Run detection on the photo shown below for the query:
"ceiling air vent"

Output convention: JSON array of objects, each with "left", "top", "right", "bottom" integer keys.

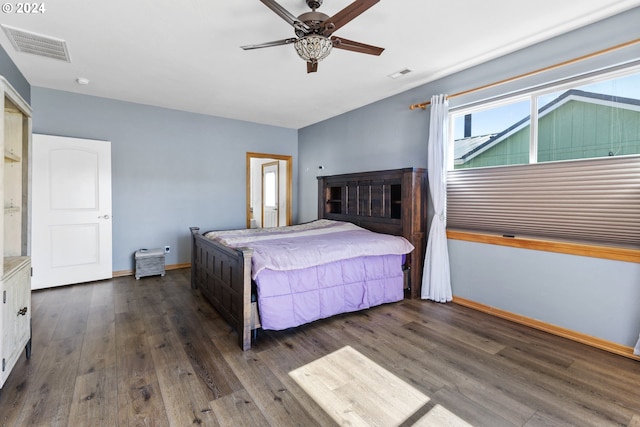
[
  {"left": 1, "top": 25, "right": 71, "bottom": 62},
  {"left": 388, "top": 68, "right": 413, "bottom": 79}
]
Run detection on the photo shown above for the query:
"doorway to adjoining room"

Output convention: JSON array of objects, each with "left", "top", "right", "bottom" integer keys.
[{"left": 246, "top": 152, "right": 292, "bottom": 229}]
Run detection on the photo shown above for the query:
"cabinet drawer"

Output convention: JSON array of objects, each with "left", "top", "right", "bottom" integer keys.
[{"left": 1, "top": 257, "right": 31, "bottom": 387}]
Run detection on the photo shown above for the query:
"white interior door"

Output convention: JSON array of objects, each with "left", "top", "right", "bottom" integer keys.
[
  {"left": 262, "top": 161, "right": 279, "bottom": 228},
  {"left": 32, "top": 134, "right": 112, "bottom": 289}
]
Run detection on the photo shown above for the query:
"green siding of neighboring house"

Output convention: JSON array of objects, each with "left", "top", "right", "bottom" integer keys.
[
  {"left": 456, "top": 99, "right": 640, "bottom": 168},
  {"left": 538, "top": 100, "right": 640, "bottom": 161},
  {"left": 457, "top": 131, "right": 529, "bottom": 169}
]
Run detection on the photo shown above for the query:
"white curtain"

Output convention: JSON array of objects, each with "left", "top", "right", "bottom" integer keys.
[
  {"left": 421, "top": 94, "right": 452, "bottom": 302},
  {"left": 635, "top": 333, "right": 640, "bottom": 356}
]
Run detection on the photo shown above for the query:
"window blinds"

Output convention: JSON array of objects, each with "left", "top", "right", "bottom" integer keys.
[{"left": 446, "top": 155, "right": 640, "bottom": 248}]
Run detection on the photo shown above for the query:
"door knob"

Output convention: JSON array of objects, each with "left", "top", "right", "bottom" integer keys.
[{"left": 98, "top": 214, "right": 110, "bottom": 219}]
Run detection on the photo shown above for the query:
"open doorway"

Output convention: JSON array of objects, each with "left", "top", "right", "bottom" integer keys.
[{"left": 246, "top": 152, "right": 292, "bottom": 229}]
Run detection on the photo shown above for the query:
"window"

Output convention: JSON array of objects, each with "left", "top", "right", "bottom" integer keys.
[
  {"left": 451, "top": 68, "right": 640, "bottom": 169},
  {"left": 446, "top": 66, "right": 640, "bottom": 249},
  {"left": 453, "top": 98, "right": 531, "bottom": 168},
  {"left": 537, "top": 73, "right": 640, "bottom": 162},
  {"left": 264, "top": 170, "right": 277, "bottom": 207}
]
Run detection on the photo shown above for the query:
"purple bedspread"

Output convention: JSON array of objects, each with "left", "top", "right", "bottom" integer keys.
[
  {"left": 205, "top": 220, "right": 412, "bottom": 331},
  {"left": 256, "top": 254, "right": 405, "bottom": 330},
  {"left": 207, "top": 220, "right": 414, "bottom": 280}
]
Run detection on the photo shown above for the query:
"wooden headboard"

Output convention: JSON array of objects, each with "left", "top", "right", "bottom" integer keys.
[{"left": 317, "top": 167, "right": 428, "bottom": 299}]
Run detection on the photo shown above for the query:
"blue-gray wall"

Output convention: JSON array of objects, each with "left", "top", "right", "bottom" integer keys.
[
  {"left": 31, "top": 88, "right": 298, "bottom": 272},
  {"left": 449, "top": 241, "right": 640, "bottom": 346},
  {"left": 298, "top": 7, "right": 640, "bottom": 348},
  {"left": 0, "top": 45, "right": 30, "bottom": 103}
]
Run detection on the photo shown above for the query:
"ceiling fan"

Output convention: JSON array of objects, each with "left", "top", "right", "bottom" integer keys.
[{"left": 241, "top": 0, "right": 384, "bottom": 73}]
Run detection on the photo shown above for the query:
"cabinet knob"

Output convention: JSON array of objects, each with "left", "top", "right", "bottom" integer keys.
[{"left": 17, "top": 307, "right": 28, "bottom": 316}]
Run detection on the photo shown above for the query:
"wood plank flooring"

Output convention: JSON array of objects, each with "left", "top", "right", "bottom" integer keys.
[{"left": 0, "top": 268, "right": 639, "bottom": 426}]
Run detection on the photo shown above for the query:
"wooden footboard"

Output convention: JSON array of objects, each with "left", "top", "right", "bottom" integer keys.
[{"left": 190, "top": 227, "right": 255, "bottom": 350}]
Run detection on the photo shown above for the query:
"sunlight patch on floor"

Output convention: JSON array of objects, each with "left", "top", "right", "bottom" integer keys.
[
  {"left": 289, "top": 346, "right": 472, "bottom": 426},
  {"left": 413, "top": 404, "right": 473, "bottom": 427}
]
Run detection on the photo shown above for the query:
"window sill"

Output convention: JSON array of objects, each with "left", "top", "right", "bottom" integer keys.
[{"left": 446, "top": 230, "right": 639, "bottom": 263}]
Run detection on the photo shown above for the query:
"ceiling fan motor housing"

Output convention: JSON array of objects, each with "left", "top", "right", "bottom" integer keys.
[{"left": 296, "top": 11, "right": 330, "bottom": 36}]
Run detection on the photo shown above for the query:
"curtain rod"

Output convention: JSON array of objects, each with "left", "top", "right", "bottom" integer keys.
[{"left": 409, "top": 38, "right": 640, "bottom": 111}]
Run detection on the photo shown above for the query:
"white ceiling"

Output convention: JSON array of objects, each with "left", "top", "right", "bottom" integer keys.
[{"left": 1, "top": 0, "right": 639, "bottom": 129}]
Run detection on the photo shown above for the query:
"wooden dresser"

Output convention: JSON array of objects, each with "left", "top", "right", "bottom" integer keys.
[{"left": 317, "top": 167, "right": 428, "bottom": 299}]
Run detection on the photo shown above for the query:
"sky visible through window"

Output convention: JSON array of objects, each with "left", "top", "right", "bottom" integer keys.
[{"left": 454, "top": 73, "right": 640, "bottom": 140}]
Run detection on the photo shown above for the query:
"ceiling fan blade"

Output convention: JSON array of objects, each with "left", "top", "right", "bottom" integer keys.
[
  {"left": 322, "top": 0, "right": 379, "bottom": 36},
  {"left": 330, "top": 37, "right": 384, "bottom": 55},
  {"left": 307, "top": 61, "right": 318, "bottom": 73},
  {"left": 259, "top": 0, "right": 310, "bottom": 33},
  {"left": 241, "top": 38, "right": 298, "bottom": 50}
]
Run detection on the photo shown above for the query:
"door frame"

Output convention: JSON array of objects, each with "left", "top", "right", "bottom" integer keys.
[{"left": 246, "top": 152, "right": 292, "bottom": 229}]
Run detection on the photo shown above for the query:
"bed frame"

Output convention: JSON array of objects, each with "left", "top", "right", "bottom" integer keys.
[{"left": 190, "top": 167, "right": 427, "bottom": 350}]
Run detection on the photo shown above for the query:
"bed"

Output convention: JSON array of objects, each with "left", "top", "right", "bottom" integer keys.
[{"left": 190, "top": 167, "right": 427, "bottom": 350}]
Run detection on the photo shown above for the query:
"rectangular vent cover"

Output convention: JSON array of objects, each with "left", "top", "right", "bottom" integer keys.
[
  {"left": 2, "top": 25, "right": 71, "bottom": 62},
  {"left": 388, "top": 68, "right": 413, "bottom": 79}
]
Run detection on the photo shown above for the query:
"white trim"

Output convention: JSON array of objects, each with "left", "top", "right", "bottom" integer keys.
[{"left": 530, "top": 95, "right": 539, "bottom": 164}]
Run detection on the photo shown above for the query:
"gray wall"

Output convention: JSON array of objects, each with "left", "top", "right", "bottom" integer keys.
[
  {"left": 449, "top": 241, "right": 640, "bottom": 346},
  {"left": 32, "top": 88, "right": 298, "bottom": 271},
  {"left": 298, "top": 7, "right": 640, "bottom": 347},
  {"left": 0, "top": 45, "right": 30, "bottom": 103}
]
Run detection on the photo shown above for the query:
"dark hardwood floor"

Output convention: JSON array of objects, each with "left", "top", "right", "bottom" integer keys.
[{"left": 0, "top": 268, "right": 639, "bottom": 426}]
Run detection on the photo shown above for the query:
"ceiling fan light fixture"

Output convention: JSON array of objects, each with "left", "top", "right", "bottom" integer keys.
[{"left": 294, "top": 35, "right": 333, "bottom": 63}]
